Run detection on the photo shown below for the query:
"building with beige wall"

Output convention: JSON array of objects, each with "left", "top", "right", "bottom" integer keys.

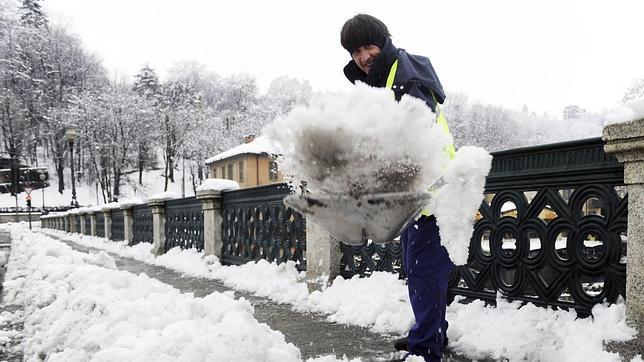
[{"left": 205, "top": 135, "right": 283, "bottom": 188}]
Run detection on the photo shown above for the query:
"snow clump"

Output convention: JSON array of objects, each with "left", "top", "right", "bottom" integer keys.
[
  {"left": 196, "top": 178, "right": 240, "bottom": 192},
  {"left": 434, "top": 146, "right": 492, "bottom": 265},
  {"left": 263, "top": 83, "right": 451, "bottom": 196}
]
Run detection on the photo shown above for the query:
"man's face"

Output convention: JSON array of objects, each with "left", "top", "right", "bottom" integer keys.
[{"left": 352, "top": 44, "right": 381, "bottom": 75}]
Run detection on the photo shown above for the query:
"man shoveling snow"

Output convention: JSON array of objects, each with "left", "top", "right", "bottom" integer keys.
[{"left": 264, "top": 13, "right": 491, "bottom": 362}]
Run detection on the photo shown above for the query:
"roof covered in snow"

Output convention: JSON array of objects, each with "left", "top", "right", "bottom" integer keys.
[{"left": 205, "top": 136, "right": 281, "bottom": 165}]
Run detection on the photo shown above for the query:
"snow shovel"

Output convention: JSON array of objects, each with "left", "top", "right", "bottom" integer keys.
[{"left": 284, "top": 191, "right": 431, "bottom": 246}]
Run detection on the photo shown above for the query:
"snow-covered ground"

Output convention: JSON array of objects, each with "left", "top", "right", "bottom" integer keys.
[
  {"left": 15, "top": 224, "right": 638, "bottom": 361},
  {"left": 1, "top": 224, "right": 362, "bottom": 362}
]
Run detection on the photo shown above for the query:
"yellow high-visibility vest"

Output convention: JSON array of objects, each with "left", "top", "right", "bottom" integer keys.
[{"left": 386, "top": 59, "right": 455, "bottom": 216}]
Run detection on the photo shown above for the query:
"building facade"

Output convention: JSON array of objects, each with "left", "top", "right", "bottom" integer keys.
[{"left": 205, "top": 135, "right": 283, "bottom": 188}]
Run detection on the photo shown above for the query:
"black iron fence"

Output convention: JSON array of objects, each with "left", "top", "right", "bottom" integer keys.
[
  {"left": 165, "top": 197, "right": 204, "bottom": 251},
  {"left": 222, "top": 183, "right": 307, "bottom": 271},
  {"left": 132, "top": 204, "right": 153, "bottom": 245},
  {"left": 96, "top": 212, "right": 105, "bottom": 238},
  {"left": 111, "top": 209, "right": 124, "bottom": 241},
  {"left": 83, "top": 214, "right": 91, "bottom": 235},
  {"left": 340, "top": 137, "right": 627, "bottom": 316},
  {"left": 40, "top": 137, "right": 628, "bottom": 315}
]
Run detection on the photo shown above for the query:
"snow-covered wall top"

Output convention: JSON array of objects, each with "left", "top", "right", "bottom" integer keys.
[
  {"left": 196, "top": 178, "right": 240, "bottom": 192},
  {"left": 100, "top": 202, "right": 121, "bottom": 211},
  {"left": 118, "top": 198, "right": 144, "bottom": 208},
  {"left": 605, "top": 97, "right": 644, "bottom": 125},
  {"left": 147, "top": 191, "right": 180, "bottom": 203},
  {"left": 204, "top": 136, "right": 281, "bottom": 164}
]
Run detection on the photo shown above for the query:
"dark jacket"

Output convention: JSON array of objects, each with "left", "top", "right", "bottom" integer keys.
[{"left": 343, "top": 37, "right": 446, "bottom": 112}]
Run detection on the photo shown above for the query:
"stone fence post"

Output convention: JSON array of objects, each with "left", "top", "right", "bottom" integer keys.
[
  {"left": 67, "top": 213, "right": 76, "bottom": 233},
  {"left": 603, "top": 118, "right": 644, "bottom": 327},
  {"left": 196, "top": 189, "right": 223, "bottom": 257},
  {"left": 305, "top": 220, "right": 342, "bottom": 291},
  {"left": 149, "top": 200, "right": 167, "bottom": 256},
  {"left": 121, "top": 204, "right": 136, "bottom": 245},
  {"left": 102, "top": 207, "right": 112, "bottom": 240},
  {"left": 89, "top": 209, "right": 97, "bottom": 236},
  {"left": 78, "top": 209, "right": 86, "bottom": 235}
]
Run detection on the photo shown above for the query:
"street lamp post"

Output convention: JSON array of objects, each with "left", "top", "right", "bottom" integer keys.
[
  {"left": 65, "top": 128, "right": 79, "bottom": 208},
  {"left": 39, "top": 172, "right": 46, "bottom": 210}
]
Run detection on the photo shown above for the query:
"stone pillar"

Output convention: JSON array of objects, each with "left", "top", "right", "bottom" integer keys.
[
  {"left": 89, "top": 211, "right": 97, "bottom": 236},
  {"left": 102, "top": 209, "right": 112, "bottom": 240},
  {"left": 67, "top": 214, "right": 76, "bottom": 233},
  {"left": 305, "top": 220, "right": 343, "bottom": 291},
  {"left": 79, "top": 211, "right": 86, "bottom": 235},
  {"left": 603, "top": 118, "right": 644, "bottom": 326},
  {"left": 122, "top": 206, "right": 135, "bottom": 245},
  {"left": 149, "top": 201, "right": 167, "bottom": 256},
  {"left": 196, "top": 189, "right": 224, "bottom": 257}
]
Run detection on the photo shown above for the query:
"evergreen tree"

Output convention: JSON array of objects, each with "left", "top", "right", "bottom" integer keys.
[
  {"left": 132, "top": 64, "right": 160, "bottom": 97},
  {"left": 19, "top": 0, "right": 46, "bottom": 27}
]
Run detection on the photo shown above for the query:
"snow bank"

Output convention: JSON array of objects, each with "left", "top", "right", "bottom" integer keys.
[
  {"left": 263, "top": 83, "right": 451, "bottom": 196},
  {"left": 308, "top": 272, "right": 414, "bottom": 333},
  {"left": 3, "top": 225, "right": 301, "bottom": 361},
  {"left": 447, "top": 297, "right": 634, "bottom": 361},
  {"left": 434, "top": 147, "right": 492, "bottom": 265},
  {"left": 196, "top": 178, "right": 240, "bottom": 192}
]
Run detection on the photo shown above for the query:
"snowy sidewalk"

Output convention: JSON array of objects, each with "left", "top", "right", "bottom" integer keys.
[
  {"left": 0, "top": 230, "right": 23, "bottom": 361},
  {"left": 3, "top": 224, "right": 640, "bottom": 361},
  {"left": 46, "top": 234, "right": 420, "bottom": 361}
]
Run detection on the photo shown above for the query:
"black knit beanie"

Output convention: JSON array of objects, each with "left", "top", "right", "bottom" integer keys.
[{"left": 340, "top": 14, "right": 391, "bottom": 54}]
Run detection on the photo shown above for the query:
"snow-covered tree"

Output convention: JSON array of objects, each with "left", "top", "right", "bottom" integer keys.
[
  {"left": 132, "top": 64, "right": 160, "bottom": 98},
  {"left": 167, "top": 60, "right": 222, "bottom": 108},
  {"left": 157, "top": 81, "right": 202, "bottom": 191},
  {"left": 264, "top": 75, "right": 312, "bottom": 118},
  {"left": 19, "top": 0, "right": 46, "bottom": 28},
  {"left": 622, "top": 78, "right": 644, "bottom": 103},
  {"left": 562, "top": 105, "right": 587, "bottom": 120}
]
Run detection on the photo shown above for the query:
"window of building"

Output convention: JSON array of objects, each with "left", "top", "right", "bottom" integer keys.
[
  {"left": 269, "top": 161, "right": 278, "bottom": 181},
  {"left": 238, "top": 160, "right": 245, "bottom": 182},
  {"left": 228, "top": 163, "right": 234, "bottom": 180},
  {"left": 221, "top": 166, "right": 225, "bottom": 179}
]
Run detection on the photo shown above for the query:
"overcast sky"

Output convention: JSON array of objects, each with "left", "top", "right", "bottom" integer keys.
[{"left": 43, "top": 0, "right": 644, "bottom": 117}]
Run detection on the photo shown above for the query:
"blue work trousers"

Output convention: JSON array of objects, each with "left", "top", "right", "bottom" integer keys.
[{"left": 400, "top": 215, "right": 453, "bottom": 361}]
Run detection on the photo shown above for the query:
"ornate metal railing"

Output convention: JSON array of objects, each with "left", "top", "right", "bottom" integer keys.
[
  {"left": 221, "top": 183, "right": 306, "bottom": 271},
  {"left": 96, "top": 212, "right": 105, "bottom": 238},
  {"left": 111, "top": 209, "right": 124, "bottom": 241},
  {"left": 83, "top": 214, "right": 91, "bottom": 235},
  {"left": 341, "top": 137, "right": 627, "bottom": 316},
  {"left": 132, "top": 204, "right": 153, "bottom": 245},
  {"left": 164, "top": 197, "right": 204, "bottom": 251},
  {"left": 341, "top": 242, "right": 404, "bottom": 279}
]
